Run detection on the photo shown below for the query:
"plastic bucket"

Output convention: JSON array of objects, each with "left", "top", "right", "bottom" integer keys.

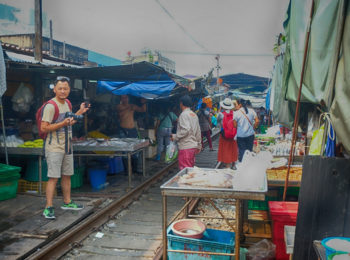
[
  {"left": 108, "top": 157, "right": 124, "bottom": 174},
  {"left": 88, "top": 168, "right": 107, "bottom": 189},
  {"left": 321, "top": 237, "right": 350, "bottom": 259}
]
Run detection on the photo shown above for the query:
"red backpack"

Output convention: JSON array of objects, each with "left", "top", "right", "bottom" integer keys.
[
  {"left": 221, "top": 111, "right": 237, "bottom": 139},
  {"left": 36, "top": 99, "right": 72, "bottom": 139}
]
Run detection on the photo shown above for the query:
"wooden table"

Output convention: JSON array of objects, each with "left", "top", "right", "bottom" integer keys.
[{"left": 160, "top": 168, "right": 267, "bottom": 260}]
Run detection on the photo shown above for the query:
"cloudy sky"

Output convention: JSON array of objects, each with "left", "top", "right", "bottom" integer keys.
[{"left": 1, "top": 0, "right": 289, "bottom": 77}]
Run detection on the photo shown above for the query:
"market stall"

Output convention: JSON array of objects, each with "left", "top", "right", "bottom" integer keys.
[
  {"left": 160, "top": 167, "right": 267, "bottom": 259},
  {"left": 0, "top": 138, "right": 149, "bottom": 192}
]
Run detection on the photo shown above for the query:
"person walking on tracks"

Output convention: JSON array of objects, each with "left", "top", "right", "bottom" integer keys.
[
  {"left": 39, "top": 76, "right": 89, "bottom": 219},
  {"left": 217, "top": 98, "right": 238, "bottom": 168},
  {"left": 197, "top": 102, "right": 214, "bottom": 151},
  {"left": 171, "top": 95, "right": 201, "bottom": 170},
  {"left": 155, "top": 104, "right": 178, "bottom": 161},
  {"left": 233, "top": 99, "right": 259, "bottom": 161}
]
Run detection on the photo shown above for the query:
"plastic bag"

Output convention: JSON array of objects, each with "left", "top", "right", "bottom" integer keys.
[
  {"left": 11, "top": 83, "right": 33, "bottom": 113},
  {"left": 309, "top": 124, "right": 325, "bottom": 155},
  {"left": 247, "top": 239, "right": 276, "bottom": 260},
  {"left": 165, "top": 141, "right": 178, "bottom": 163},
  {"left": 233, "top": 151, "right": 272, "bottom": 191}
]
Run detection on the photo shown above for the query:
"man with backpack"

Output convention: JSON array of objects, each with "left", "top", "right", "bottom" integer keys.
[
  {"left": 38, "top": 76, "right": 89, "bottom": 219},
  {"left": 217, "top": 98, "right": 238, "bottom": 168}
]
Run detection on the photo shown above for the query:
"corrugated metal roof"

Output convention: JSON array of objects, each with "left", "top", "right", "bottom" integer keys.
[{"left": 5, "top": 50, "right": 81, "bottom": 68}]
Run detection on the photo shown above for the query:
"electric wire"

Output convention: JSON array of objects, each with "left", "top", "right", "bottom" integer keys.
[{"left": 154, "top": 0, "right": 208, "bottom": 52}]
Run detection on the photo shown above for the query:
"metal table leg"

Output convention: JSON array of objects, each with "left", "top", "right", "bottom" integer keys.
[
  {"left": 128, "top": 152, "right": 132, "bottom": 188},
  {"left": 38, "top": 155, "right": 42, "bottom": 195},
  {"left": 142, "top": 148, "right": 146, "bottom": 177},
  {"left": 162, "top": 194, "right": 167, "bottom": 260},
  {"left": 235, "top": 199, "right": 241, "bottom": 260}
]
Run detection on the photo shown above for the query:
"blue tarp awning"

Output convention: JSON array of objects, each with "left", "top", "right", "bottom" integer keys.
[{"left": 97, "top": 80, "right": 176, "bottom": 99}]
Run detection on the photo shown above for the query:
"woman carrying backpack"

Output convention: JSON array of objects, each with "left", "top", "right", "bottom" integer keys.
[
  {"left": 217, "top": 98, "right": 238, "bottom": 168},
  {"left": 233, "top": 99, "right": 259, "bottom": 162}
]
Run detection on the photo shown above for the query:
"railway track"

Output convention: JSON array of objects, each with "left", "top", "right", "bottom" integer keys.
[
  {"left": 20, "top": 133, "right": 219, "bottom": 260},
  {"left": 20, "top": 161, "right": 181, "bottom": 260}
]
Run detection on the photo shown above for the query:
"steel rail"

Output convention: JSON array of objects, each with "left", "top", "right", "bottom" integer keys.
[
  {"left": 23, "top": 132, "right": 220, "bottom": 259},
  {"left": 22, "top": 161, "right": 178, "bottom": 260}
]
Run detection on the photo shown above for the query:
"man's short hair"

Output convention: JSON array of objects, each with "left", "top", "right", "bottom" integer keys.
[
  {"left": 180, "top": 95, "right": 192, "bottom": 107},
  {"left": 201, "top": 102, "right": 207, "bottom": 109},
  {"left": 54, "top": 76, "right": 70, "bottom": 86}
]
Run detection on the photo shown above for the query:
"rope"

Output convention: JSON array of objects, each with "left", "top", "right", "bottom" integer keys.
[{"left": 319, "top": 112, "right": 335, "bottom": 141}]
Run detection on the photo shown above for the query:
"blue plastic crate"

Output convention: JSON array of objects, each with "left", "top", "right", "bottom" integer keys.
[{"left": 167, "top": 227, "right": 236, "bottom": 260}]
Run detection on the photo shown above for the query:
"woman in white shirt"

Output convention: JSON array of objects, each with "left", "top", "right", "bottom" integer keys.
[{"left": 233, "top": 99, "right": 259, "bottom": 161}]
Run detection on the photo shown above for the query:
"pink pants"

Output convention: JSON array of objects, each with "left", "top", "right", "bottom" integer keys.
[{"left": 178, "top": 148, "right": 198, "bottom": 170}]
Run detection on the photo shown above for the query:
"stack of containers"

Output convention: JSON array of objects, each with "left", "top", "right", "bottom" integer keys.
[
  {"left": 0, "top": 163, "right": 21, "bottom": 201},
  {"left": 268, "top": 201, "right": 298, "bottom": 260}
]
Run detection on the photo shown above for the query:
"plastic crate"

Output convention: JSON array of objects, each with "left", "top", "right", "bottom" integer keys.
[
  {"left": 17, "top": 179, "right": 56, "bottom": 195},
  {"left": 167, "top": 227, "right": 241, "bottom": 260},
  {"left": 0, "top": 163, "right": 21, "bottom": 176},
  {"left": 24, "top": 159, "right": 48, "bottom": 182},
  {"left": 71, "top": 167, "right": 84, "bottom": 189},
  {"left": 0, "top": 163, "right": 21, "bottom": 201},
  {"left": 248, "top": 200, "right": 268, "bottom": 211},
  {"left": 0, "top": 176, "right": 20, "bottom": 201},
  {"left": 248, "top": 195, "right": 280, "bottom": 211}
]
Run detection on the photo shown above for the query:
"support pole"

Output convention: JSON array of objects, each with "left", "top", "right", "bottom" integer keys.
[
  {"left": 0, "top": 98, "right": 8, "bottom": 164},
  {"left": 34, "top": 0, "right": 42, "bottom": 62},
  {"left": 283, "top": 0, "right": 315, "bottom": 201}
]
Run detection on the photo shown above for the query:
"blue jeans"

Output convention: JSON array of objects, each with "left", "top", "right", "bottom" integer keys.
[
  {"left": 237, "top": 135, "right": 255, "bottom": 162},
  {"left": 157, "top": 127, "right": 172, "bottom": 157}
]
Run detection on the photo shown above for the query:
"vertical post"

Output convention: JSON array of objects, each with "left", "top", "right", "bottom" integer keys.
[
  {"left": 235, "top": 199, "right": 241, "bottom": 260},
  {"left": 162, "top": 194, "right": 167, "bottom": 260},
  {"left": 142, "top": 148, "right": 146, "bottom": 177},
  {"left": 215, "top": 55, "right": 220, "bottom": 92},
  {"left": 38, "top": 155, "right": 42, "bottom": 194},
  {"left": 63, "top": 41, "right": 66, "bottom": 60},
  {"left": 83, "top": 80, "right": 88, "bottom": 135},
  {"left": 283, "top": 0, "right": 315, "bottom": 201},
  {"left": 34, "top": 0, "right": 42, "bottom": 62},
  {"left": 49, "top": 20, "right": 53, "bottom": 56},
  {"left": 128, "top": 153, "right": 132, "bottom": 188},
  {"left": 0, "top": 99, "right": 8, "bottom": 164},
  {"left": 184, "top": 197, "right": 189, "bottom": 217}
]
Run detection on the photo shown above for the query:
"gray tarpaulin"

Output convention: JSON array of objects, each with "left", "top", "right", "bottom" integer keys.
[
  {"left": 330, "top": 3, "right": 350, "bottom": 153},
  {"left": 283, "top": 0, "right": 346, "bottom": 105},
  {"left": 271, "top": 54, "right": 295, "bottom": 128}
]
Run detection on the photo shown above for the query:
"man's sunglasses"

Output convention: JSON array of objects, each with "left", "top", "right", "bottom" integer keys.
[{"left": 54, "top": 76, "right": 70, "bottom": 85}]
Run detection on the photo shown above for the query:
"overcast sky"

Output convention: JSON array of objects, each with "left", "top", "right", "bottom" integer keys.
[{"left": 1, "top": 0, "right": 289, "bottom": 77}]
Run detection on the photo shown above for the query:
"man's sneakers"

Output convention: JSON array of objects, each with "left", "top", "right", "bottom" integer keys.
[
  {"left": 43, "top": 201, "right": 83, "bottom": 219},
  {"left": 43, "top": 207, "right": 55, "bottom": 219},
  {"left": 61, "top": 201, "right": 84, "bottom": 211}
]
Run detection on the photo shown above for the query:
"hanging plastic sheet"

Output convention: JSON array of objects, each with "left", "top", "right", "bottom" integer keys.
[
  {"left": 270, "top": 54, "right": 295, "bottom": 128},
  {"left": 283, "top": 0, "right": 346, "bottom": 105},
  {"left": 330, "top": 3, "right": 350, "bottom": 154},
  {"left": 325, "top": 123, "right": 336, "bottom": 157}
]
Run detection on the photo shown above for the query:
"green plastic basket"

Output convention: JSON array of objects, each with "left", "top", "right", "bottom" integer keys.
[
  {"left": 0, "top": 163, "right": 21, "bottom": 175},
  {"left": 0, "top": 172, "right": 21, "bottom": 200},
  {"left": 248, "top": 196, "right": 280, "bottom": 211},
  {"left": 248, "top": 200, "right": 268, "bottom": 211},
  {"left": 24, "top": 159, "right": 48, "bottom": 182},
  {"left": 71, "top": 167, "right": 84, "bottom": 189}
]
